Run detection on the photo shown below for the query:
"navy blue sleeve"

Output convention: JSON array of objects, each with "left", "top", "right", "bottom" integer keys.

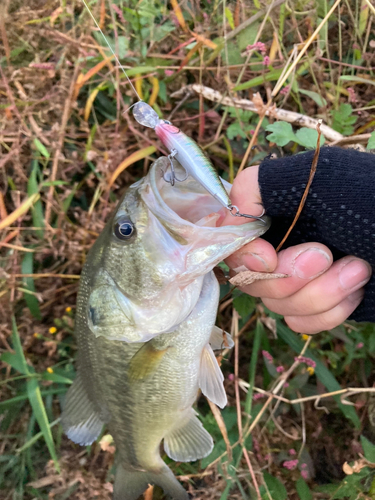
[{"left": 258, "top": 147, "right": 375, "bottom": 323}]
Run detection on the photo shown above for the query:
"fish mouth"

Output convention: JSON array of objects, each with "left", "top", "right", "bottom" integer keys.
[
  {"left": 145, "top": 157, "right": 227, "bottom": 227},
  {"left": 138, "top": 156, "right": 270, "bottom": 281}
]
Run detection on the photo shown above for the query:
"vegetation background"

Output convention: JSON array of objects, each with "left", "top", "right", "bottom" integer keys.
[{"left": 1, "top": 0, "right": 375, "bottom": 498}]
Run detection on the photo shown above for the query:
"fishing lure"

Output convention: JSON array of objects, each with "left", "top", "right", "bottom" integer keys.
[{"left": 81, "top": 0, "right": 266, "bottom": 223}]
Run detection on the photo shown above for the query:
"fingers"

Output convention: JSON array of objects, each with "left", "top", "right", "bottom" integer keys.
[
  {"left": 225, "top": 238, "right": 278, "bottom": 272},
  {"left": 238, "top": 243, "right": 334, "bottom": 298},
  {"left": 284, "top": 289, "right": 365, "bottom": 334},
  {"left": 262, "top": 256, "right": 372, "bottom": 317}
]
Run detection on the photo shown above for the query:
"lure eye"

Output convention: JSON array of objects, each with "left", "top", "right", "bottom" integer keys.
[{"left": 114, "top": 219, "right": 135, "bottom": 240}]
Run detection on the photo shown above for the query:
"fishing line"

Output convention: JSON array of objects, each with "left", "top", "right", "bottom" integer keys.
[{"left": 81, "top": 0, "right": 142, "bottom": 102}]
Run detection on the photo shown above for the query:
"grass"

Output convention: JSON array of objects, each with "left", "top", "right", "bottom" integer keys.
[{"left": 1, "top": 0, "right": 375, "bottom": 499}]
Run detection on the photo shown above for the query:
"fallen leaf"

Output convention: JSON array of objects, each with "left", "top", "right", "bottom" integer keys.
[{"left": 229, "top": 271, "right": 289, "bottom": 287}]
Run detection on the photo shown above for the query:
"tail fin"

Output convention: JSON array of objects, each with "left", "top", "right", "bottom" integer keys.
[{"left": 113, "top": 463, "right": 189, "bottom": 500}]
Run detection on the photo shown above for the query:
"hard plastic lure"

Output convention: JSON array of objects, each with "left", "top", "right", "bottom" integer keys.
[
  {"left": 132, "top": 101, "right": 265, "bottom": 221},
  {"left": 81, "top": 0, "right": 265, "bottom": 223}
]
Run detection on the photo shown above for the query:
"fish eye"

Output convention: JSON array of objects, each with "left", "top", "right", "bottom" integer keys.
[{"left": 114, "top": 219, "right": 135, "bottom": 240}]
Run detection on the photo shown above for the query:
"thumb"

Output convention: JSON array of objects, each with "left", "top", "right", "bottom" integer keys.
[{"left": 219, "top": 166, "right": 264, "bottom": 227}]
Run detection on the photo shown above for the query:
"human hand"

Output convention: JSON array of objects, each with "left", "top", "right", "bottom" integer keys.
[{"left": 219, "top": 166, "right": 372, "bottom": 334}]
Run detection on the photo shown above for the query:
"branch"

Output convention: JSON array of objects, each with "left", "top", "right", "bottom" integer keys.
[{"left": 171, "top": 84, "right": 344, "bottom": 143}]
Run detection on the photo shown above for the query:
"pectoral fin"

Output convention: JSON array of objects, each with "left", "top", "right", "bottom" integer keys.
[
  {"left": 61, "top": 372, "right": 104, "bottom": 446},
  {"left": 209, "top": 325, "right": 234, "bottom": 350},
  {"left": 163, "top": 409, "right": 213, "bottom": 462},
  {"left": 199, "top": 344, "right": 227, "bottom": 408},
  {"left": 128, "top": 341, "right": 169, "bottom": 381}
]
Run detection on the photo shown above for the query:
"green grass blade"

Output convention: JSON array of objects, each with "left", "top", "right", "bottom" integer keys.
[
  {"left": 21, "top": 253, "right": 42, "bottom": 319},
  {"left": 11, "top": 317, "right": 60, "bottom": 472},
  {"left": 245, "top": 320, "right": 263, "bottom": 416},
  {"left": 27, "top": 160, "right": 44, "bottom": 239}
]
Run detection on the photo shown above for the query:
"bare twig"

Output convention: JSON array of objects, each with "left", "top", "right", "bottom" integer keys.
[
  {"left": 171, "top": 85, "right": 343, "bottom": 142},
  {"left": 275, "top": 121, "right": 322, "bottom": 252}
]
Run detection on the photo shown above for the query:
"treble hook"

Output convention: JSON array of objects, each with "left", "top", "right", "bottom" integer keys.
[
  {"left": 163, "top": 149, "right": 188, "bottom": 186},
  {"left": 227, "top": 204, "right": 267, "bottom": 224}
]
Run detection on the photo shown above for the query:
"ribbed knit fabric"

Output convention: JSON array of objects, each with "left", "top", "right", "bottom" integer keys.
[{"left": 258, "top": 147, "right": 375, "bottom": 322}]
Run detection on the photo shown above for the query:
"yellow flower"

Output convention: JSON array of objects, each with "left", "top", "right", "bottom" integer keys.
[
  {"left": 49, "top": 326, "right": 57, "bottom": 334},
  {"left": 302, "top": 334, "right": 310, "bottom": 341},
  {"left": 47, "top": 367, "right": 54, "bottom": 374},
  {"left": 307, "top": 366, "right": 315, "bottom": 376},
  {"left": 65, "top": 306, "right": 72, "bottom": 313},
  {"left": 33, "top": 332, "right": 40, "bottom": 338}
]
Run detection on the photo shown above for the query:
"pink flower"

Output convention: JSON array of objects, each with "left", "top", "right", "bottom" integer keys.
[
  {"left": 249, "top": 129, "right": 255, "bottom": 135},
  {"left": 295, "top": 356, "right": 316, "bottom": 368},
  {"left": 301, "top": 463, "right": 307, "bottom": 468},
  {"left": 112, "top": 4, "right": 125, "bottom": 24},
  {"left": 289, "top": 449, "right": 296, "bottom": 456},
  {"left": 283, "top": 459, "right": 298, "bottom": 470},
  {"left": 253, "top": 438, "right": 260, "bottom": 452},
  {"left": 347, "top": 87, "right": 358, "bottom": 104},
  {"left": 356, "top": 342, "right": 364, "bottom": 349},
  {"left": 228, "top": 373, "right": 234, "bottom": 381},
  {"left": 280, "top": 85, "right": 290, "bottom": 95},
  {"left": 253, "top": 393, "right": 265, "bottom": 400},
  {"left": 247, "top": 42, "right": 267, "bottom": 55},
  {"left": 165, "top": 70, "right": 174, "bottom": 77},
  {"left": 262, "top": 350, "right": 273, "bottom": 363},
  {"left": 262, "top": 56, "right": 270, "bottom": 66},
  {"left": 284, "top": 382, "right": 289, "bottom": 388},
  {"left": 276, "top": 366, "right": 284, "bottom": 373},
  {"left": 301, "top": 470, "right": 308, "bottom": 479}
]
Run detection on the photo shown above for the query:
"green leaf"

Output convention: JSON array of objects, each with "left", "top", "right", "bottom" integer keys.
[
  {"left": 238, "top": 22, "right": 260, "bottom": 51},
  {"left": 125, "top": 66, "right": 158, "bottom": 77},
  {"left": 233, "top": 293, "right": 255, "bottom": 319},
  {"left": 294, "top": 128, "right": 325, "bottom": 149},
  {"left": 41, "top": 371, "right": 73, "bottom": 384},
  {"left": 339, "top": 75, "right": 375, "bottom": 87},
  {"left": 33, "top": 138, "right": 50, "bottom": 158},
  {"left": 299, "top": 89, "right": 327, "bottom": 107},
  {"left": 225, "top": 7, "right": 235, "bottom": 30},
  {"left": 226, "top": 122, "right": 248, "bottom": 140},
  {"left": 367, "top": 131, "right": 375, "bottom": 150},
  {"left": 0, "top": 352, "right": 29, "bottom": 375},
  {"left": 245, "top": 320, "right": 264, "bottom": 415},
  {"left": 332, "top": 104, "right": 357, "bottom": 136},
  {"left": 360, "top": 435, "right": 375, "bottom": 463},
  {"left": 266, "top": 122, "right": 296, "bottom": 147},
  {"left": 263, "top": 472, "right": 287, "bottom": 500},
  {"left": 296, "top": 478, "right": 312, "bottom": 500},
  {"left": 334, "top": 103, "right": 353, "bottom": 119},
  {"left": 27, "top": 160, "right": 44, "bottom": 238},
  {"left": 21, "top": 253, "right": 42, "bottom": 320},
  {"left": 234, "top": 69, "right": 283, "bottom": 91}
]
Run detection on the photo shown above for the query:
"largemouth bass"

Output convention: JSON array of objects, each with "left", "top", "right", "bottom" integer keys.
[{"left": 61, "top": 157, "right": 269, "bottom": 500}]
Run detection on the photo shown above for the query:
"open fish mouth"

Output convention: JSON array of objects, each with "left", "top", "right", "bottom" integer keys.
[
  {"left": 143, "top": 157, "right": 233, "bottom": 228},
  {"left": 138, "top": 157, "right": 270, "bottom": 283}
]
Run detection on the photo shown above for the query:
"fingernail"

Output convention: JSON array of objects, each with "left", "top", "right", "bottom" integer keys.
[
  {"left": 242, "top": 252, "right": 270, "bottom": 272},
  {"left": 293, "top": 248, "right": 331, "bottom": 279},
  {"left": 339, "top": 259, "right": 371, "bottom": 291}
]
